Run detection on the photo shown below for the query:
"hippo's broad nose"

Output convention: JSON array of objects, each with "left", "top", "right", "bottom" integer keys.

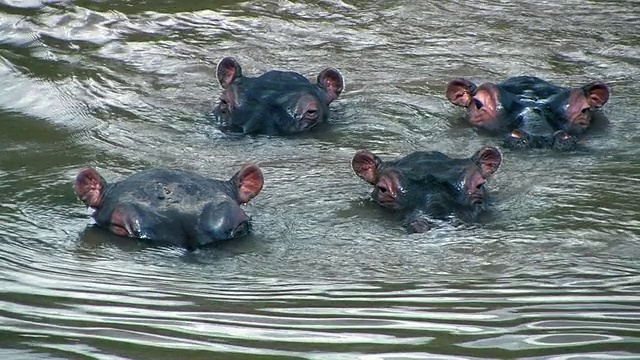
[
  {"left": 200, "top": 201, "right": 252, "bottom": 243},
  {"left": 229, "top": 215, "right": 251, "bottom": 238}
]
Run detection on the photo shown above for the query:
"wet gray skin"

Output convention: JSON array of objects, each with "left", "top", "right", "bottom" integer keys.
[
  {"left": 446, "top": 76, "right": 609, "bottom": 150},
  {"left": 0, "top": 1, "right": 639, "bottom": 359}
]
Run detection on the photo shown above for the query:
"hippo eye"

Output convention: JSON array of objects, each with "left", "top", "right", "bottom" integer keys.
[
  {"left": 474, "top": 99, "right": 483, "bottom": 109},
  {"left": 510, "top": 130, "right": 523, "bottom": 139},
  {"left": 218, "top": 97, "right": 231, "bottom": 113}
]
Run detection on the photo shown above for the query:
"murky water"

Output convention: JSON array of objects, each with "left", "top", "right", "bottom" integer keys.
[{"left": 1, "top": 0, "right": 639, "bottom": 359}]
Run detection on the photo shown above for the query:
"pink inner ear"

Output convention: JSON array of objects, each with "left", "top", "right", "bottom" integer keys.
[
  {"left": 477, "top": 146, "right": 502, "bottom": 177},
  {"left": 234, "top": 164, "right": 264, "bottom": 204},
  {"left": 446, "top": 79, "right": 476, "bottom": 107},
  {"left": 585, "top": 83, "right": 609, "bottom": 107},
  {"left": 317, "top": 68, "right": 344, "bottom": 103},
  {"left": 217, "top": 57, "right": 242, "bottom": 89},
  {"left": 74, "top": 167, "right": 105, "bottom": 208},
  {"left": 352, "top": 150, "right": 379, "bottom": 184}
]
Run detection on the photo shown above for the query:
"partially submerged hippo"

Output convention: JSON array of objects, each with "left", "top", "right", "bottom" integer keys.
[
  {"left": 213, "top": 57, "right": 344, "bottom": 135},
  {"left": 352, "top": 146, "right": 502, "bottom": 232},
  {"left": 446, "top": 76, "right": 609, "bottom": 150},
  {"left": 74, "top": 165, "right": 263, "bottom": 248}
]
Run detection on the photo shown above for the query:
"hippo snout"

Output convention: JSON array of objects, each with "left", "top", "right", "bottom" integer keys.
[{"left": 199, "top": 200, "right": 252, "bottom": 244}]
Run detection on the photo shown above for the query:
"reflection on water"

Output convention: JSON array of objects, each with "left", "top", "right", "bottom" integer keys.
[{"left": 1, "top": 0, "right": 639, "bottom": 359}]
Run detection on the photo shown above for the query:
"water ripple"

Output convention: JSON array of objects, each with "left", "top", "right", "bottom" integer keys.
[{"left": 1, "top": 0, "right": 639, "bottom": 359}]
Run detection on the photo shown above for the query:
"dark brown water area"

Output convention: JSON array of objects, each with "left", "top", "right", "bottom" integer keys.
[{"left": 1, "top": 0, "right": 639, "bottom": 359}]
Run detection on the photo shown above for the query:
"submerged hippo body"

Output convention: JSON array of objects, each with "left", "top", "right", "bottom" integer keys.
[
  {"left": 352, "top": 146, "right": 502, "bottom": 232},
  {"left": 213, "top": 57, "right": 344, "bottom": 135},
  {"left": 74, "top": 165, "right": 263, "bottom": 249},
  {"left": 446, "top": 76, "right": 609, "bottom": 150}
]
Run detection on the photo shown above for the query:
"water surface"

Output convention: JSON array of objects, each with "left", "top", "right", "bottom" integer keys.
[{"left": 1, "top": 0, "right": 639, "bottom": 359}]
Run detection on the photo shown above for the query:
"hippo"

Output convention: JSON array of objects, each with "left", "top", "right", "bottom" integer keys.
[
  {"left": 446, "top": 76, "right": 609, "bottom": 150},
  {"left": 352, "top": 146, "right": 502, "bottom": 232},
  {"left": 74, "top": 164, "right": 263, "bottom": 248},
  {"left": 213, "top": 57, "right": 344, "bottom": 135}
]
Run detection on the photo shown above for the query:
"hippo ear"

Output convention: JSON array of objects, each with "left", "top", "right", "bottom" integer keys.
[
  {"left": 217, "top": 57, "right": 243, "bottom": 88},
  {"left": 74, "top": 167, "right": 106, "bottom": 208},
  {"left": 231, "top": 164, "right": 264, "bottom": 204},
  {"left": 317, "top": 67, "right": 344, "bottom": 104},
  {"left": 352, "top": 150, "right": 382, "bottom": 184},
  {"left": 446, "top": 78, "right": 477, "bottom": 107},
  {"left": 583, "top": 82, "right": 609, "bottom": 108},
  {"left": 473, "top": 146, "right": 502, "bottom": 177}
]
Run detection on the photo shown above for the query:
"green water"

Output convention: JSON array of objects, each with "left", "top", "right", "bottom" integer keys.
[{"left": 1, "top": 0, "right": 639, "bottom": 359}]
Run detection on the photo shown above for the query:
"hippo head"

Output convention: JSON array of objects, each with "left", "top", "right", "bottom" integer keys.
[
  {"left": 74, "top": 164, "right": 264, "bottom": 248},
  {"left": 352, "top": 146, "right": 502, "bottom": 232},
  {"left": 213, "top": 57, "right": 344, "bottom": 135}
]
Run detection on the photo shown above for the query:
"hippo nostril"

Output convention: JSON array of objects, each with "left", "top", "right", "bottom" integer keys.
[
  {"left": 377, "top": 184, "right": 388, "bottom": 194},
  {"left": 232, "top": 220, "right": 251, "bottom": 237},
  {"left": 200, "top": 200, "right": 253, "bottom": 242}
]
